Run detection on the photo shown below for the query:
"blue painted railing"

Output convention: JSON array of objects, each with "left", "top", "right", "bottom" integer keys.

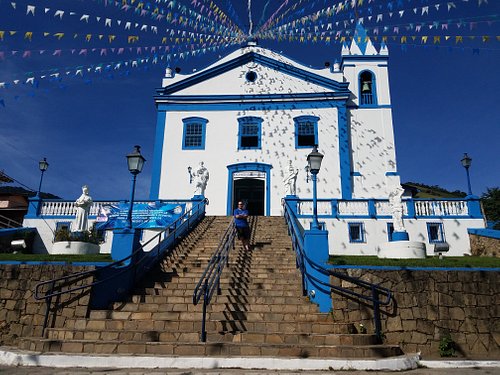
[
  {"left": 34, "top": 198, "right": 208, "bottom": 336},
  {"left": 192, "top": 218, "right": 236, "bottom": 342},
  {"left": 285, "top": 196, "right": 482, "bottom": 219},
  {"left": 283, "top": 199, "right": 393, "bottom": 340}
]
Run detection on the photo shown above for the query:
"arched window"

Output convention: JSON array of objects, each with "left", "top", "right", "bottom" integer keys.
[{"left": 359, "top": 71, "right": 377, "bottom": 106}]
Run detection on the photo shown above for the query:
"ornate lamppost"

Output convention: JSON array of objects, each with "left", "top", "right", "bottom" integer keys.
[
  {"left": 461, "top": 153, "right": 473, "bottom": 196},
  {"left": 126, "top": 145, "right": 146, "bottom": 228},
  {"left": 307, "top": 145, "right": 324, "bottom": 230},
  {"left": 37, "top": 157, "right": 49, "bottom": 196}
]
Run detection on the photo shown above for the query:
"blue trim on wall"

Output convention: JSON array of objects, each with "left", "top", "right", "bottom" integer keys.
[
  {"left": 156, "top": 100, "right": 347, "bottom": 112},
  {"left": 294, "top": 115, "right": 319, "bottom": 149},
  {"left": 226, "top": 163, "right": 272, "bottom": 216},
  {"left": 157, "top": 51, "right": 351, "bottom": 95},
  {"left": 149, "top": 110, "right": 167, "bottom": 200},
  {"left": 237, "top": 116, "right": 262, "bottom": 150},
  {"left": 330, "top": 265, "right": 500, "bottom": 272},
  {"left": 385, "top": 172, "right": 399, "bottom": 176},
  {"left": 337, "top": 105, "right": 352, "bottom": 199},
  {"left": 468, "top": 228, "right": 500, "bottom": 239},
  {"left": 387, "top": 222, "right": 394, "bottom": 241},
  {"left": 182, "top": 117, "right": 208, "bottom": 150}
]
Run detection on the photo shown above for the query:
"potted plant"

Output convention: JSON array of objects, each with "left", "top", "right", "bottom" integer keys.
[{"left": 52, "top": 224, "right": 101, "bottom": 255}]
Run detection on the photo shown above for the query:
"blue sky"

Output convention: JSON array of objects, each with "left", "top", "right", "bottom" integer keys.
[{"left": 0, "top": 0, "right": 499, "bottom": 201}]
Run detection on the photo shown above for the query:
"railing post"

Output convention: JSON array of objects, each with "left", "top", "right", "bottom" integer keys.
[
  {"left": 42, "top": 280, "right": 55, "bottom": 337},
  {"left": 201, "top": 280, "right": 208, "bottom": 342},
  {"left": 372, "top": 286, "right": 382, "bottom": 343},
  {"left": 303, "top": 226, "right": 331, "bottom": 312}
]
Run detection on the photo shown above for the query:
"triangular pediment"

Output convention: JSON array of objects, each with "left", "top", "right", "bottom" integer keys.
[{"left": 156, "top": 48, "right": 349, "bottom": 97}]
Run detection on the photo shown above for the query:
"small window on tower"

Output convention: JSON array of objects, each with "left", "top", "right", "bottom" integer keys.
[{"left": 359, "top": 71, "right": 377, "bottom": 106}]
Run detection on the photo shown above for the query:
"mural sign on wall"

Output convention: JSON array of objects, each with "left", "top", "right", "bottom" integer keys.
[{"left": 95, "top": 202, "right": 185, "bottom": 230}]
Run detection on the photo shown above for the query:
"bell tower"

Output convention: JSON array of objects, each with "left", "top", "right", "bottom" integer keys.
[{"left": 340, "top": 24, "right": 400, "bottom": 198}]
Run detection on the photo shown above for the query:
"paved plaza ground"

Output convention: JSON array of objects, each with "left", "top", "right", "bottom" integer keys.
[{"left": 0, "top": 367, "right": 499, "bottom": 374}]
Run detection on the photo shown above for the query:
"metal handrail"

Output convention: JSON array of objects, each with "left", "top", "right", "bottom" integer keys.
[
  {"left": 0, "top": 213, "right": 23, "bottom": 228},
  {"left": 193, "top": 218, "right": 236, "bottom": 342},
  {"left": 34, "top": 198, "right": 208, "bottom": 335},
  {"left": 283, "top": 200, "right": 393, "bottom": 340}
]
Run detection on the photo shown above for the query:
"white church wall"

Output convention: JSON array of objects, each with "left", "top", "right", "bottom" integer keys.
[
  {"left": 157, "top": 106, "right": 345, "bottom": 216},
  {"left": 350, "top": 107, "right": 400, "bottom": 198}
]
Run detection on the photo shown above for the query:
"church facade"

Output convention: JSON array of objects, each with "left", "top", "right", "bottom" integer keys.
[{"left": 151, "top": 38, "right": 399, "bottom": 216}]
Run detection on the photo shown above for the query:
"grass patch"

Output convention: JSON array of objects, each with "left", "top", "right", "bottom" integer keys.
[
  {"left": 329, "top": 255, "right": 500, "bottom": 268},
  {"left": 0, "top": 253, "right": 113, "bottom": 263}
]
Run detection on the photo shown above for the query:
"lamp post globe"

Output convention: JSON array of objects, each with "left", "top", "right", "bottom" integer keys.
[
  {"left": 126, "top": 146, "right": 146, "bottom": 228},
  {"left": 307, "top": 145, "right": 324, "bottom": 230},
  {"left": 37, "top": 157, "right": 49, "bottom": 196},
  {"left": 460, "top": 153, "right": 473, "bottom": 196}
]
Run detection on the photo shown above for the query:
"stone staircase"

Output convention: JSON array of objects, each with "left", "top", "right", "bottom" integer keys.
[{"left": 19, "top": 216, "right": 403, "bottom": 358}]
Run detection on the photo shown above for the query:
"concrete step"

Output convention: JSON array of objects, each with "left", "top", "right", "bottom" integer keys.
[
  {"left": 18, "top": 337, "right": 403, "bottom": 358},
  {"left": 45, "top": 328, "right": 379, "bottom": 346}
]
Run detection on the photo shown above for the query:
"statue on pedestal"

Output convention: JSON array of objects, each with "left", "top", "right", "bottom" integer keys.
[
  {"left": 389, "top": 184, "right": 405, "bottom": 232},
  {"left": 74, "top": 185, "right": 93, "bottom": 232},
  {"left": 283, "top": 160, "right": 299, "bottom": 196},
  {"left": 191, "top": 162, "right": 209, "bottom": 196}
]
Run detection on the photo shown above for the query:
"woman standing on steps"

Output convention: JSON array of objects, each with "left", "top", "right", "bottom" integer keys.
[{"left": 234, "top": 201, "right": 251, "bottom": 251}]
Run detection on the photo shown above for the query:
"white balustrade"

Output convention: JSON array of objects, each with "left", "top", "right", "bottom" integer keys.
[
  {"left": 297, "top": 201, "right": 332, "bottom": 215},
  {"left": 414, "top": 200, "right": 468, "bottom": 216},
  {"left": 338, "top": 201, "right": 369, "bottom": 215}
]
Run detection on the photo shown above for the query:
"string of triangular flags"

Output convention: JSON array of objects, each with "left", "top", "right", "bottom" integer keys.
[
  {"left": 5, "top": 1, "right": 242, "bottom": 39},
  {"left": 260, "top": 0, "right": 493, "bottom": 38},
  {"left": 0, "top": 38, "right": 237, "bottom": 91}
]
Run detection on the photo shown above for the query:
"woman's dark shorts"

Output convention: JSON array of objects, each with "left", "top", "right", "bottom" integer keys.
[{"left": 236, "top": 226, "right": 250, "bottom": 240}]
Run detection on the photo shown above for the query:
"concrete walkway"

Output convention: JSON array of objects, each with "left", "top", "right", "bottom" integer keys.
[{"left": 1, "top": 347, "right": 499, "bottom": 374}]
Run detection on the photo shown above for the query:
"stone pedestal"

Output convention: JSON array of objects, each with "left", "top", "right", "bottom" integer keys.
[{"left": 378, "top": 241, "right": 426, "bottom": 259}]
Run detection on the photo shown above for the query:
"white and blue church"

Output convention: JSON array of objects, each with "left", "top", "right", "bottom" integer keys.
[{"left": 23, "top": 29, "right": 485, "bottom": 258}]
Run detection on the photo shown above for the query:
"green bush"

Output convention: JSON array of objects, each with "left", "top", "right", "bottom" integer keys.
[
  {"left": 53, "top": 226, "right": 100, "bottom": 245},
  {"left": 439, "top": 333, "right": 456, "bottom": 357}
]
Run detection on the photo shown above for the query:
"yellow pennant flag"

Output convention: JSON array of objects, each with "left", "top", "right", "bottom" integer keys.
[
  {"left": 455, "top": 36, "right": 463, "bottom": 43},
  {"left": 482, "top": 36, "right": 489, "bottom": 43},
  {"left": 445, "top": 36, "right": 451, "bottom": 41},
  {"left": 98, "top": 35, "right": 104, "bottom": 40},
  {"left": 433, "top": 36, "right": 440, "bottom": 44},
  {"left": 9, "top": 31, "right": 17, "bottom": 36},
  {"left": 108, "top": 35, "right": 116, "bottom": 43},
  {"left": 0, "top": 31, "right": 4, "bottom": 41},
  {"left": 128, "top": 35, "right": 139, "bottom": 43},
  {"left": 53, "top": 33, "right": 64, "bottom": 40},
  {"left": 411, "top": 36, "right": 416, "bottom": 41},
  {"left": 422, "top": 36, "right": 428, "bottom": 44},
  {"left": 401, "top": 36, "right": 407, "bottom": 43},
  {"left": 382, "top": 36, "right": 387, "bottom": 42},
  {"left": 161, "top": 37, "right": 167, "bottom": 44},
  {"left": 86, "top": 34, "right": 92, "bottom": 42},
  {"left": 24, "top": 32, "right": 33, "bottom": 41},
  {"left": 44, "top": 32, "right": 50, "bottom": 37}
]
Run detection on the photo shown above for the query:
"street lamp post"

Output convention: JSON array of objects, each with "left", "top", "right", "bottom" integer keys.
[
  {"left": 461, "top": 153, "right": 472, "bottom": 196},
  {"left": 37, "top": 158, "right": 49, "bottom": 196},
  {"left": 307, "top": 145, "right": 324, "bottom": 230},
  {"left": 126, "top": 145, "right": 146, "bottom": 229}
]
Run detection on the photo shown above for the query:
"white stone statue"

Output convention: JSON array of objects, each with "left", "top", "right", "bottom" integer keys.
[
  {"left": 389, "top": 184, "right": 405, "bottom": 232},
  {"left": 283, "top": 160, "right": 299, "bottom": 196},
  {"left": 192, "top": 162, "right": 209, "bottom": 196},
  {"left": 74, "top": 185, "right": 93, "bottom": 232}
]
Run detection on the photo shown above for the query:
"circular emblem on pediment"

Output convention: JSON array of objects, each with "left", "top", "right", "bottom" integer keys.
[{"left": 246, "top": 71, "right": 257, "bottom": 82}]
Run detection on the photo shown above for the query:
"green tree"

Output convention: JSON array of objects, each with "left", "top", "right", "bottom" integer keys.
[{"left": 481, "top": 187, "right": 500, "bottom": 229}]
